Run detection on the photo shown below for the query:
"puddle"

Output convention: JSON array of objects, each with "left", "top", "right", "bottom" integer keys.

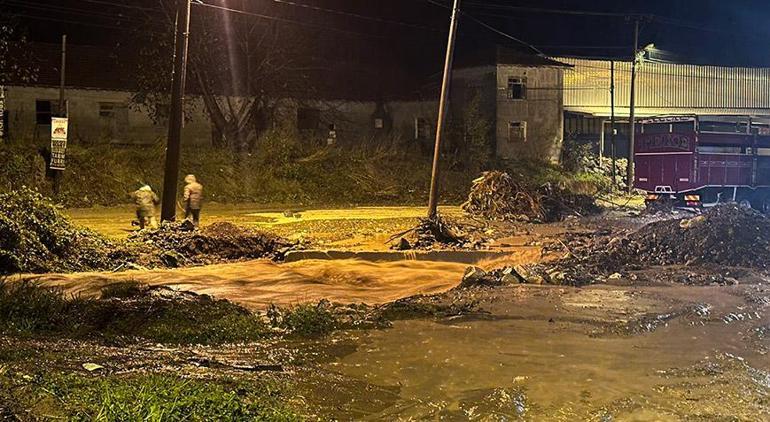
[{"left": 313, "top": 316, "right": 769, "bottom": 420}]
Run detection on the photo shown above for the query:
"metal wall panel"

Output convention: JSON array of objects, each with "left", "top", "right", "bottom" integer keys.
[{"left": 555, "top": 57, "right": 770, "bottom": 117}]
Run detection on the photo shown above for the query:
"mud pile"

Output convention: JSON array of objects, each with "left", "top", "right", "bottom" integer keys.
[
  {"left": 613, "top": 205, "right": 770, "bottom": 267},
  {"left": 0, "top": 188, "right": 115, "bottom": 274},
  {"left": 521, "top": 204, "right": 770, "bottom": 286},
  {"left": 462, "top": 171, "right": 600, "bottom": 223},
  {"left": 0, "top": 188, "right": 292, "bottom": 275},
  {"left": 129, "top": 221, "right": 292, "bottom": 267}
]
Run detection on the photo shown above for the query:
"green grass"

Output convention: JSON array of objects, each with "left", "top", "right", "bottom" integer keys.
[
  {"left": 268, "top": 303, "right": 338, "bottom": 337},
  {"left": 10, "top": 373, "right": 301, "bottom": 421},
  {"left": 0, "top": 280, "right": 273, "bottom": 344}
]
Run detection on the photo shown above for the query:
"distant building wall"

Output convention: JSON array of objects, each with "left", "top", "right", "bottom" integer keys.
[
  {"left": 4, "top": 86, "right": 211, "bottom": 145},
  {"left": 4, "top": 86, "right": 441, "bottom": 149},
  {"left": 495, "top": 65, "right": 564, "bottom": 162}
]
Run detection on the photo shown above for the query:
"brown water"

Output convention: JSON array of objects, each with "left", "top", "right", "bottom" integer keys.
[{"left": 303, "top": 286, "right": 770, "bottom": 420}]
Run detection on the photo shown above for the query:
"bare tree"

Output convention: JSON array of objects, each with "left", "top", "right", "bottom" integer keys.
[{"left": 130, "top": 0, "right": 315, "bottom": 153}]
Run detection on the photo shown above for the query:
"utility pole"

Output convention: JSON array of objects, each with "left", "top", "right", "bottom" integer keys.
[
  {"left": 427, "top": 0, "right": 461, "bottom": 219},
  {"left": 53, "top": 34, "right": 67, "bottom": 198},
  {"left": 161, "top": 0, "right": 192, "bottom": 222},
  {"left": 626, "top": 18, "right": 639, "bottom": 194},
  {"left": 610, "top": 60, "right": 616, "bottom": 190}
]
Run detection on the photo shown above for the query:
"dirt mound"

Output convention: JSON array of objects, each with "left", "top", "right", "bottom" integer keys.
[
  {"left": 462, "top": 171, "right": 600, "bottom": 223},
  {"left": 0, "top": 189, "right": 292, "bottom": 275},
  {"left": 129, "top": 221, "right": 292, "bottom": 266},
  {"left": 519, "top": 204, "right": 770, "bottom": 286},
  {"left": 617, "top": 205, "right": 770, "bottom": 267},
  {"left": 391, "top": 216, "right": 486, "bottom": 250},
  {"left": 0, "top": 188, "right": 115, "bottom": 274}
]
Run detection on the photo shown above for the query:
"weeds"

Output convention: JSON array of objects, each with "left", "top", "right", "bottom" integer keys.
[
  {"left": 268, "top": 302, "right": 338, "bottom": 337},
  {"left": 13, "top": 373, "right": 300, "bottom": 421}
]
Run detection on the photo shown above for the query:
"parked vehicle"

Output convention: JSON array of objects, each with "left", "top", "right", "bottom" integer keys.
[{"left": 635, "top": 115, "right": 770, "bottom": 211}]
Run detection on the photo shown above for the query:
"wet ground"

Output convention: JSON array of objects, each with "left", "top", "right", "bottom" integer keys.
[{"left": 5, "top": 204, "right": 767, "bottom": 420}]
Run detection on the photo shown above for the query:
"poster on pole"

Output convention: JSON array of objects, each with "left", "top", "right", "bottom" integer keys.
[{"left": 50, "top": 117, "right": 68, "bottom": 170}]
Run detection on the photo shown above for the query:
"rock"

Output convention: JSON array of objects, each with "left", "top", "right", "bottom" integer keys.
[
  {"left": 456, "top": 266, "right": 505, "bottom": 289},
  {"left": 608, "top": 272, "right": 622, "bottom": 280},
  {"left": 396, "top": 237, "right": 412, "bottom": 250}
]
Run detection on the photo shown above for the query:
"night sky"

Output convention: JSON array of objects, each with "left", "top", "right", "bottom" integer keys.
[{"left": 5, "top": 0, "right": 770, "bottom": 67}]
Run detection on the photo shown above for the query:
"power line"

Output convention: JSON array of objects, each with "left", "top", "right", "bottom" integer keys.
[
  {"left": 424, "top": 0, "right": 544, "bottom": 55},
  {"left": 194, "top": 2, "right": 393, "bottom": 39},
  {"left": 73, "top": 0, "right": 160, "bottom": 12},
  {"left": 5, "top": 0, "right": 151, "bottom": 24},
  {"left": 464, "top": 2, "right": 649, "bottom": 18},
  {"left": 267, "top": 0, "right": 441, "bottom": 32}
]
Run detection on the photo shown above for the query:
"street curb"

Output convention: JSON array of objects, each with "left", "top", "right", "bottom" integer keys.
[{"left": 283, "top": 250, "right": 512, "bottom": 264}]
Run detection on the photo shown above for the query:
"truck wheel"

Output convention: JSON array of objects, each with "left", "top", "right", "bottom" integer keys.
[{"left": 739, "top": 199, "right": 752, "bottom": 209}]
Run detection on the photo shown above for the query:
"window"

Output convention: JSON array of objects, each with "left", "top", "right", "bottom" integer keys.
[
  {"left": 642, "top": 123, "right": 670, "bottom": 134},
  {"left": 98, "top": 102, "right": 129, "bottom": 142},
  {"left": 35, "top": 100, "right": 52, "bottom": 124},
  {"left": 507, "top": 77, "right": 526, "bottom": 99},
  {"left": 414, "top": 117, "right": 431, "bottom": 140},
  {"left": 509, "top": 121, "right": 527, "bottom": 143},
  {"left": 297, "top": 107, "right": 320, "bottom": 130}
]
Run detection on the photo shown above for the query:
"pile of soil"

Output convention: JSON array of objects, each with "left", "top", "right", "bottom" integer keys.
[
  {"left": 520, "top": 204, "right": 770, "bottom": 286},
  {"left": 0, "top": 188, "right": 292, "bottom": 275},
  {"left": 128, "top": 221, "right": 293, "bottom": 267},
  {"left": 462, "top": 171, "right": 600, "bottom": 223},
  {"left": 0, "top": 188, "right": 115, "bottom": 275}
]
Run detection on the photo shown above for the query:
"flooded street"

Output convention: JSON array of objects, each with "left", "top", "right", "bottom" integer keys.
[{"left": 306, "top": 284, "right": 770, "bottom": 420}]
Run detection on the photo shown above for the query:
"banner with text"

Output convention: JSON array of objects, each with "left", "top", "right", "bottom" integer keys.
[{"left": 50, "top": 117, "right": 68, "bottom": 171}]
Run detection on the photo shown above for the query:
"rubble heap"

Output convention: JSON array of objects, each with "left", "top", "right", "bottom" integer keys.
[
  {"left": 611, "top": 204, "right": 770, "bottom": 268},
  {"left": 393, "top": 216, "right": 486, "bottom": 250},
  {"left": 521, "top": 204, "right": 770, "bottom": 286},
  {"left": 129, "top": 221, "right": 292, "bottom": 267},
  {"left": 0, "top": 188, "right": 292, "bottom": 275},
  {"left": 0, "top": 188, "right": 114, "bottom": 274},
  {"left": 462, "top": 171, "right": 600, "bottom": 223}
]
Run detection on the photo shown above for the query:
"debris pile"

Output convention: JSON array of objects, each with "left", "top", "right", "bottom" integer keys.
[
  {"left": 462, "top": 171, "right": 600, "bottom": 223},
  {"left": 0, "top": 187, "right": 115, "bottom": 274},
  {"left": 392, "top": 216, "right": 486, "bottom": 250},
  {"left": 0, "top": 188, "right": 292, "bottom": 275},
  {"left": 518, "top": 204, "right": 770, "bottom": 286},
  {"left": 128, "top": 221, "right": 293, "bottom": 267}
]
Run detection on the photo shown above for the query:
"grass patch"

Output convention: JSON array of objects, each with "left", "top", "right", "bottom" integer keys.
[
  {"left": 0, "top": 280, "right": 273, "bottom": 344},
  {"left": 268, "top": 302, "right": 338, "bottom": 337},
  {"left": 7, "top": 373, "right": 300, "bottom": 421}
]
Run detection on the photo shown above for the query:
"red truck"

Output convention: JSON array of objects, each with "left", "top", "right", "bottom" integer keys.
[{"left": 635, "top": 115, "right": 770, "bottom": 211}]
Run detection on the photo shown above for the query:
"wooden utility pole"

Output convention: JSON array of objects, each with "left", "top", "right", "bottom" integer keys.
[
  {"left": 53, "top": 34, "right": 67, "bottom": 198},
  {"left": 626, "top": 18, "right": 639, "bottom": 193},
  {"left": 610, "top": 60, "right": 616, "bottom": 190},
  {"left": 427, "top": 0, "right": 461, "bottom": 219},
  {"left": 161, "top": 0, "right": 192, "bottom": 222}
]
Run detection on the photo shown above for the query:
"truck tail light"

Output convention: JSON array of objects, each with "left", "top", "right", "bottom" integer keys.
[
  {"left": 646, "top": 194, "right": 660, "bottom": 201},
  {"left": 684, "top": 194, "right": 700, "bottom": 202}
]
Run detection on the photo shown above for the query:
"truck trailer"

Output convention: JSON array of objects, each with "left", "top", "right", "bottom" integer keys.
[{"left": 635, "top": 115, "right": 770, "bottom": 211}]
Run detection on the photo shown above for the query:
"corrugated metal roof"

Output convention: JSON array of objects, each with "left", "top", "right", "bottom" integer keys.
[{"left": 555, "top": 57, "right": 770, "bottom": 118}]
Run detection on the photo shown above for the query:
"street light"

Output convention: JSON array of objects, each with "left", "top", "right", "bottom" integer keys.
[{"left": 626, "top": 20, "right": 655, "bottom": 194}]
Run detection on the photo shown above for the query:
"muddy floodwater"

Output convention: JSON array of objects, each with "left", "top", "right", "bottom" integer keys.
[{"left": 293, "top": 284, "right": 770, "bottom": 420}]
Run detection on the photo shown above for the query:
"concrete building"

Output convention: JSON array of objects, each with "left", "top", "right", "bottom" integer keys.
[
  {"left": 453, "top": 48, "right": 570, "bottom": 161},
  {"left": 2, "top": 42, "right": 569, "bottom": 163}
]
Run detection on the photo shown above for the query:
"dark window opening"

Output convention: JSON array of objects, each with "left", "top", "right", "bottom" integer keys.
[
  {"left": 297, "top": 107, "right": 320, "bottom": 130},
  {"left": 509, "top": 121, "right": 527, "bottom": 143},
  {"left": 507, "top": 77, "right": 526, "bottom": 100},
  {"left": 35, "top": 100, "right": 52, "bottom": 125}
]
